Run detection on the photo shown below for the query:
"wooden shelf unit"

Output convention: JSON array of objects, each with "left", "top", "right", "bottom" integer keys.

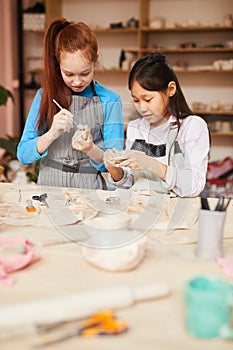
[{"left": 19, "top": 0, "right": 233, "bottom": 140}]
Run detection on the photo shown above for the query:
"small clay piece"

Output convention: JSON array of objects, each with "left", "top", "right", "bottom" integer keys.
[
  {"left": 111, "top": 150, "right": 131, "bottom": 164},
  {"left": 72, "top": 124, "right": 92, "bottom": 150}
]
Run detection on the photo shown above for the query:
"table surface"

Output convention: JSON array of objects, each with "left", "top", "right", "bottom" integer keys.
[{"left": 0, "top": 183, "right": 232, "bottom": 350}]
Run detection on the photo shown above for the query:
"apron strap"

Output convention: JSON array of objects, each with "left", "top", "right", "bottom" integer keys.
[
  {"left": 131, "top": 139, "right": 166, "bottom": 157},
  {"left": 167, "top": 123, "right": 179, "bottom": 165},
  {"left": 44, "top": 158, "right": 99, "bottom": 174}
]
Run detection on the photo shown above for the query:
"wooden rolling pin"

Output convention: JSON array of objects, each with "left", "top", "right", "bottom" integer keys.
[{"left": 0, "top": 283, "right": 170, "bottom": 332}]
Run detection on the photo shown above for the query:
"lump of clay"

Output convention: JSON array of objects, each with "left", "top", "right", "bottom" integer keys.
[
  {"left": 72, "top": 124, "right": 92, "bottom": 151},
  {"left": 83, "top": 211, "right": 135, "bottom": 248},
  {"left": 81, "top": 236, "right": 147, "bottom": 272},
  {"left": 83, "top": 212, "right": 131, "bottom": 230},
  {"left": 111, "top": 150, "right": 131, "bottom": 164}
]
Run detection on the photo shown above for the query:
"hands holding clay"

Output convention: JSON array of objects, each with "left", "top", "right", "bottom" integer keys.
[
  {"left": 104, "top": 148, "right": 166, "bottom": 181},
  {"left": 104, "top": 148, "right": 154, "bottom": 170},
  {"left": 113, "top": 150, "right": 152, "bottom": 171},
  {"left": 72, "top": 124, "right": 93, "bottom": 153},
  {"left": 104, "top": 149, "right": 131, "bottom": 170}
]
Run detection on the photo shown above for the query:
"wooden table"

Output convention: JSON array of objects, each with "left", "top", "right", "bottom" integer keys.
[{"left": 0, "top": 183, "right": 232, "bottom": 350}]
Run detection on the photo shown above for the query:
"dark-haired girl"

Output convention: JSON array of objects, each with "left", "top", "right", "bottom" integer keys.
[{"left": 104, "top": 52, "right": 210, "bottom": 197}]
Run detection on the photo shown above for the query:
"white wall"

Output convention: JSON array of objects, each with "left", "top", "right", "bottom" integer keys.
[{"left": 0, "top": 0, "right": 19, "bottom": 141}]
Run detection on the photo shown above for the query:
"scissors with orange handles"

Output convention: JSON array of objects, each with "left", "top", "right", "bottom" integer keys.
[
  {"left": 80, "top": 310, "right": 127, "bottom": 337},
  {"left": 37, "top": 310, "right": 128, "bottom": 346}
]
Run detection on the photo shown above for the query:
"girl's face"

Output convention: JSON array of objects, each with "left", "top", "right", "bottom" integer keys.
[
  {"left": 131, "top": 81, "right": 171, "bottom": 128},
  {"left": 60, "top": 50, "right": 95, "bottom": 93}
]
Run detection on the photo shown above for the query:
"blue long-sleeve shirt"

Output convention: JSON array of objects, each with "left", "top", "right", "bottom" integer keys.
[{"left": 17, "top": 82, "right": 124, "bottom": 172}]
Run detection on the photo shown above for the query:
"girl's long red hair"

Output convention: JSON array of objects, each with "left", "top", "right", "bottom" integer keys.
[{"left": 38, "top": 18, "right": 99, "bottom": 134}]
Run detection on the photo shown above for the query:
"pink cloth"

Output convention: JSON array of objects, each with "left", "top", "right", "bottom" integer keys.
[
  {"left": 217, "top": 257, "right": 233, "bottom": 279},
  {"left": 0, "top": 237, "right": 40, "bottom": 286}
]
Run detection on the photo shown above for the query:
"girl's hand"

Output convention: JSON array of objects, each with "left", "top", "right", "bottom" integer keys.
[
  {"left": 118, "top": 151, "right": 150, "bottom": 170},
  {"left": 119, "top": 151, "right": 166, "bottom": 179},
  {"left": 48, "top": 109, "right": 73, "bottom": 140},
  {"left": 103, "top": 148, "right": 120, "bottom": 170},
  {"left": 104, "top": 149, "right": 125, "bottom": 181}
]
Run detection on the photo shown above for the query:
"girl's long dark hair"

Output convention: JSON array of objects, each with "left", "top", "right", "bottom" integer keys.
[
  {"left": 128, "top": 52, "right": 193, "bottom": 124},
  {"left": 38, "top": 18, "right": 99, "bottom": 133}
]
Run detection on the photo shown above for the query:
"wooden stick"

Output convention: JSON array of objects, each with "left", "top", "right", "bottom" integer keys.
[{"left": 0, "top": 283, "right": 170, "bottom": 332}]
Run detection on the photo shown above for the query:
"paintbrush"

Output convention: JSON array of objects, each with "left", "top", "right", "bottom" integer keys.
[{"left": 53, "top": 98, "right": 63, "bottom": 110}]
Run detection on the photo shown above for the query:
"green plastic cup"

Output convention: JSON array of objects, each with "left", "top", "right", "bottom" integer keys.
[{"left": 184, "top": 276, "right": 233, "bottom": 339}]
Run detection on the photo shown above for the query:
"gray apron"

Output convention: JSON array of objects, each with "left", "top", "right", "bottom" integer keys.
[
  {"left": 38, "top": 83, "right": 106, "bottom": 189},
  {"left": 131, "top": 124, "right": 184, "bottom": 195}
]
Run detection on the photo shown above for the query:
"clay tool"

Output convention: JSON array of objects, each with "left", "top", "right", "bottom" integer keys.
[
  {"left": 32, "top": 193, "right": 49, "bottom": 208},
  {"left": 26, "top": 199, "right": 36, "bottom": 212},
  {"left": 53, "top": 98, "right": 63, "bottom": 110},
  {"left": 215, "top": 196, "right": 225, "bottom": 211},
  {"left": 36, "top": 310, "right": 128, "bottom": 346},
  {"left": 201, "top": 197, "right": 210, "bottom": 210},
  {"left": 223, "top": 198, "right": 231, "bottom": 211}
]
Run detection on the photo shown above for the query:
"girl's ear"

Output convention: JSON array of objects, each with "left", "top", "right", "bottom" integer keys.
[{"left": 167, "top": 81, "right": 176, "bottom": 97}]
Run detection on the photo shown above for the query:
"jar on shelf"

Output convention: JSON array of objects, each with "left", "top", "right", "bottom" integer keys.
[
  {"left": 223, "top": 14, "right": 233, "bottom": 27},
  {"left": 23, "top": 13, "right": 46, "bottom": 31}
]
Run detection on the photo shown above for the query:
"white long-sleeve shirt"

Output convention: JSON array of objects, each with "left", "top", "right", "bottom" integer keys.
[{"left": 108, "top": 115, "right": 210, "bottom": 197}]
